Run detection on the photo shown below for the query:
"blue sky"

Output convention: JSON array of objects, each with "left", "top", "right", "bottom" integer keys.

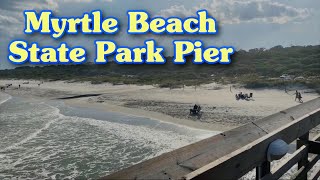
[{"left": 0, "top": 0, "right": 319, "bottom": 69}]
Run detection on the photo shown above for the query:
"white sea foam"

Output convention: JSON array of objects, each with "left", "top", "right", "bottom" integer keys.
[
  {"left": 0, "top": 105, "right": 61, "bottom": 153},
  {"left": 0, "top": 92, "right": 12, "bottom": 105},
  {"left": 0, "top": 98, "right": 215, "bottom": 179}
]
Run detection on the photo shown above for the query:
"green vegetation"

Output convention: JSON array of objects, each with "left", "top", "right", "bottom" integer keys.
[{"left": 1, "top": 45, "right": 319, "bottom": 92}]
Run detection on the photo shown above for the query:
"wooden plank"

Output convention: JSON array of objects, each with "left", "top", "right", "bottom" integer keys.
[
  {"left": 172, "top": 123, "right": 267, "bottom": 172},
  {"left": 183, "top": 108, "right": 320, "bottom": 180},
  {"left": 103, "top": 98, "right": 320, "bottom": 180},
  {"left": 255, "top": 97, "right": 320, "bottom": 133}
]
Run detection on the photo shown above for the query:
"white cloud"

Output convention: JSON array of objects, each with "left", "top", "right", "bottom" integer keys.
[
  {"left": 58, "top": 0, "right": 112, "bottom": 2},
  {"left": 157, "top": 0, "right": 311, "bottom": 24},
  {"left": 0, "top": 0, "right": 59, "bottom": 38},
  {"left": 0, "top": 0, "right": 113, "bottom": 39}
]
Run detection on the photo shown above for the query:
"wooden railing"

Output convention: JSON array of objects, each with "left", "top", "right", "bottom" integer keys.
[{"left": 103, "top": 97, "right": 320, "bottom": 180}]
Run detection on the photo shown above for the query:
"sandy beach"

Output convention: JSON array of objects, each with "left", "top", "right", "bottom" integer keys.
[{"left": 1, "top": 79, "right": 319, "bottom": 132}]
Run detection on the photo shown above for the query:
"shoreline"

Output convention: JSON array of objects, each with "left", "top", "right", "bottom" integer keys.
[
  {"left": 1, "top": 90, "right": 231, "bottom": 132},
  {"left": 65, "top": 98, "right": 232, "bottom": 132},
  {"left": 1, "top": 79, "right": 319, "bottom": 133}
]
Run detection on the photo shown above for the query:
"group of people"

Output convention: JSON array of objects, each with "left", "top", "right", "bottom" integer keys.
[
  {"left": 0, "top": 84, "right": 12, "bottom": 91},
  {"left": 190, "top": 104, "right": 201, "bottom": 115},
  {"left": 235, "top": 92, "right": 253, "bottom": 100},
  {"left": 294, "top": 90, "right": 303, "bottom": 103}
]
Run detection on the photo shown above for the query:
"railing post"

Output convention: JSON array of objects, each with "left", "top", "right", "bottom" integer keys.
[
  {"left": 297, "top": 132, "right": 310, "bottom": 180},
  {"left": 256, "top": 161, "right": 270, "bottom": 180}
]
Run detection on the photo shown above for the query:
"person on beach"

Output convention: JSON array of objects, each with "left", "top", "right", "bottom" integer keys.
[
  {"left": 235, "top": 94, "right": 239, "bottom": 100},
  {"left": 298, "top": 92, "right": 303, "bottom": 103},
  {"left": 294, "top": 90, "right": 299, "bottom": 101},
  {"left": 190, "top": 104, "right": 198, "bottom": 115},
  {"left": 19, "top": 84, "right": 21, "bottom": 89},
  {"left": 193, "top": 104, "right": 198, "bottom": 111},
  {"left": 239, "top": 92, "right": 245, "bottom": 99}
]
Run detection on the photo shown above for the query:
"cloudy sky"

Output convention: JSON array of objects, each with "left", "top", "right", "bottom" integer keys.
[{"left": 0, "top": 0, "right": 319, "bottom": 69}]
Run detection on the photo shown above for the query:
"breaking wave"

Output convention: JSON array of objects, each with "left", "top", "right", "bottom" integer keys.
[{"left": 0, "top": 97, "right": 216, "bottom": 179}]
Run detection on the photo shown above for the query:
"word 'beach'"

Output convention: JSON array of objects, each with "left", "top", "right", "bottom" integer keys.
[{"left": 128, "top": 10, "right": 217, "bottom": 34}]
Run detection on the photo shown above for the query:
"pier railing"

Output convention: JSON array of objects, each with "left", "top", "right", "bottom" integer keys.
[{"left": 103, "top": 97, "right": 320, "bottom": 180}]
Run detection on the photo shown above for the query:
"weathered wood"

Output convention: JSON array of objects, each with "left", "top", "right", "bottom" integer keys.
[
  {"left": 103, "top": 98, "right": 320, "bottom": 180},
  {"left": 255, "top": 97, "right": 320, "bottom": 133},
  {"left": 183, "top": 108, "right": 320, "bottom": 180}
]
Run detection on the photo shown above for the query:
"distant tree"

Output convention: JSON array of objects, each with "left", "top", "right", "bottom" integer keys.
[{"left": 270, "top": 45, "right": 284, "bottom": 50}]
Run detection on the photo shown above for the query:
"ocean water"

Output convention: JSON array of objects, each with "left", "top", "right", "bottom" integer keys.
[{"left": 0, "top": 93, "right": 217, "bottom": 179}]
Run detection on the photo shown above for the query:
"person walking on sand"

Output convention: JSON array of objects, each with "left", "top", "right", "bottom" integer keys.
[
  {"left": 298, "top": 92, "right": 303, "bottom": 103},
  {"left": 294, "top": 90, "right": 299, "bottom": 101},
  {"left": 19, "top": 84, "right": 21, "bottom": 89}
]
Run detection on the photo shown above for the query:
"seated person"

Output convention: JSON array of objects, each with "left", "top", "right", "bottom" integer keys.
[
  {"left": 193, "top": 104, "right": 198, "bottom": 111},
  {"left": 190, "top": 104, "right": 200, "bottom": 114}
]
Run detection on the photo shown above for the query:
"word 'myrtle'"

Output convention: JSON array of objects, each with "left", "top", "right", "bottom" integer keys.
[
  {"left": 23, "top": 10, "right": 217, "bottom": 39},
  {"left": 24, "top": 10, "right": 119, "bottom": 39}
]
